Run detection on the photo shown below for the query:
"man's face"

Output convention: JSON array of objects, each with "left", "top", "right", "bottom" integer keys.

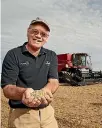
[{"left": 27, "top": 24, "right": 49, "bottom": 49}]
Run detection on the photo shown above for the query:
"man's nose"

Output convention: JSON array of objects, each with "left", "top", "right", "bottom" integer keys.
[{"left": 35, "top": 32, "right": 42, "bottom": 38}]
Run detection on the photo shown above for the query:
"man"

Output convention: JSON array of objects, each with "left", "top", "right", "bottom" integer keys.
[{"left": 1, "top": 17, "right": 59, "bottom": 128}]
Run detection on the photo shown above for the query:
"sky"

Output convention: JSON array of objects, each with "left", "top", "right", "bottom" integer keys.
[{"left": 1, "top": 0, "right": 102, "bottom": 71}]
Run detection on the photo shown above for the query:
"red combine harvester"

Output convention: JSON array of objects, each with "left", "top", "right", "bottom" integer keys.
[{"left": 57, "top": 53, "right": 102, "bottom": 85}]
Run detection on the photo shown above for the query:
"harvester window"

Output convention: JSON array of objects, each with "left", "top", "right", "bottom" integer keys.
[{"left": 73, "top": 54, "right": 86, "bottom": 66}]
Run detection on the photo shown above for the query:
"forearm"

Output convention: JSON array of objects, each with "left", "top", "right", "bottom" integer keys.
[
  {"left": 3, "top": 85, "right": 26, "bottom": 100},
  {"left": 44, "top": 79, "right": 59, "bottom": 94}
]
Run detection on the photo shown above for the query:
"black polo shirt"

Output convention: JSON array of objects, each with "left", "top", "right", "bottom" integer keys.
[{"left": 1, "top": 42, "right": 58, "bottom": 108}]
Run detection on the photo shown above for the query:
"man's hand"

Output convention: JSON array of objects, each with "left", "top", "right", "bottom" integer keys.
[
  {"left": 41, "top": 88, "right": 53, "bottom": 105},
  {"left": 22, "top": 88, "right": 41, "bottom": 108},
  {"left": 22, "top": 88, "right": 53, "bottom": 108}
]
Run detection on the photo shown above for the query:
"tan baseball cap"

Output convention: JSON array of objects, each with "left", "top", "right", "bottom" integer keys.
[{"left": 30, "top": 17, "right": 50, "bottom": 32}]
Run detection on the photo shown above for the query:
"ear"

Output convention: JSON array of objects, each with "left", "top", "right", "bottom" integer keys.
[
  {"left": 27, "top": 28, "right": 29, "bottom": 38},
  {"left": 45, "top": 37, "right": 49, "bottom": 44}
]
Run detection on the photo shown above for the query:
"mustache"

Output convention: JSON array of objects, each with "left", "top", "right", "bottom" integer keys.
[{"left": 33, "top": 38, "right": 42, "bottom": 42}]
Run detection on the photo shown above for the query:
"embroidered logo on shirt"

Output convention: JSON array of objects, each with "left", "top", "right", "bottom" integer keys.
[
  {"left": 45, "top": 61, "right": 50, "bottom": 66},
  {"left": 20, "top": 61, "right": 29, "bottom": 66}
]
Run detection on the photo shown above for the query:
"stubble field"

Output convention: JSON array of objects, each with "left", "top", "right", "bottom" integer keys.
[{"left": 1, "top": 84, "right": 102, "bottom": 128}]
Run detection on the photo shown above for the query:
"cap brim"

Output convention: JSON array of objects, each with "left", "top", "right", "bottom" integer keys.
[{"left": 30, "top": 21, "right": 50, "bottom": 32}]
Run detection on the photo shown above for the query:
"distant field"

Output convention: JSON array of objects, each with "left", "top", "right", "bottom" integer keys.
[{"left": 1, "top": 84, "right": 102, "bottom": 128}]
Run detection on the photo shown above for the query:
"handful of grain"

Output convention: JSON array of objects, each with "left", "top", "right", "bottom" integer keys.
[{"left": 30, "top": 90, "right": 45, "bottom": 99}]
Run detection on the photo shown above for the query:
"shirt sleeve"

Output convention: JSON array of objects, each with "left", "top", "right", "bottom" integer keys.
[
  {"left": 1, "top": 50, "right": 19, "bottom": 88},
  {"left": 48, "top": 51, "right": 59, "bottom": 80}
]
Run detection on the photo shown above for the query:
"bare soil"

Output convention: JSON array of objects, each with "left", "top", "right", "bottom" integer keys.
[{"left": 1, "top": 84, "right": 102, "bottom": 128}]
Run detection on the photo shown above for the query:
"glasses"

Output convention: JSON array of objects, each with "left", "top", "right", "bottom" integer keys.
[{"left": 28, "top": 29, "right": 49, "bottom": 38}]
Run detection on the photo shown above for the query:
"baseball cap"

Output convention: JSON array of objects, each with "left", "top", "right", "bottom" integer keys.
[{"left": 30, "top": 17, "right": 50, "bottom": 32}]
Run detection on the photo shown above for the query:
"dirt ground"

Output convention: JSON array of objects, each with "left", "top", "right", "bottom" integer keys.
[{"left": 1, "top": 84, "right": 102, "bottom": 128}]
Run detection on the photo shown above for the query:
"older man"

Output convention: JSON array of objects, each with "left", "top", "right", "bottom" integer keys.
[{"left": 1, "top": 17, "right": 59, "bottom": 128}]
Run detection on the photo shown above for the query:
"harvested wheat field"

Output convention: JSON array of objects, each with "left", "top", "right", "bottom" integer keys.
[{"left": 1, "top": 84, "right": 102, "bottom": 128}]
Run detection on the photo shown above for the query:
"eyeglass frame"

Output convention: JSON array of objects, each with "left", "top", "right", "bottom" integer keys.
[{"left": 28, "top": 28, "right": 49, "bottom": 38}]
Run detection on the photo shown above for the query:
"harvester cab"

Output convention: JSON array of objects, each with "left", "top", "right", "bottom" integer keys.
[{"left": 72, "top": 53, "right": 92, "bottom": 70}]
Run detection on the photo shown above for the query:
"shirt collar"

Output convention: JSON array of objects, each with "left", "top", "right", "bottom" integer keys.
[
  {"left": 22, "top": 42, "right": 28, "bottom": 53},
  {"left": 22, "top": 42, "right": 47, "bottom": 55}
]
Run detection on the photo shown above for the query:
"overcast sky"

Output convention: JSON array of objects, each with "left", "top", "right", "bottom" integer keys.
[{"left": 1, "top": 0, "right": 102, "bottom": 71}]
